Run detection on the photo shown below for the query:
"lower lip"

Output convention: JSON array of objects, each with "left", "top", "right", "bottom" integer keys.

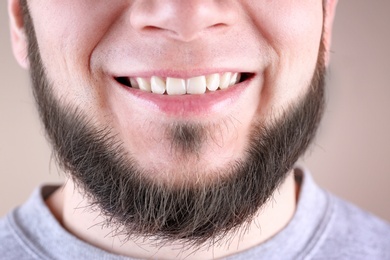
[{"left": 115, "top": 78, "right": 252, "bottom": 117}]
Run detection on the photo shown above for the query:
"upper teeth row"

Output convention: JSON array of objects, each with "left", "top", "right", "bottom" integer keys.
[{"left": 128, "top": 72, "right": 241, "bottom": 95}]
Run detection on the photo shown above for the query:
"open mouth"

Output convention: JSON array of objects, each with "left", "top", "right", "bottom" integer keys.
[{"left": 115, "top": 72, "right": 253, "bottom": 95}]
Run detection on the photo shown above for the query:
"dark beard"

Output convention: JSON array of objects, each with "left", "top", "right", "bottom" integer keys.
[{"left": 21, "top": 1, "right": 326, "bottom": 248}]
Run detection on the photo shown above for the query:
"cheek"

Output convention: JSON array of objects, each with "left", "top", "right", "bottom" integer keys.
[
  {"left": 248, "top": 1, "right": 324, "bottom": 111},
  {"left": 27, "top": 1, "right": 127, "bottom": 105},
  {"left": 248, "top": 1, "right": 323, "bottom": 52},
  {"left": 276, "top": 5, "right": 324, "bottom": 71}
]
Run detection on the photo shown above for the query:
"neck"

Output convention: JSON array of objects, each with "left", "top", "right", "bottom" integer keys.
[{"left": 46, "top": 172, "right": 297, "bottom": 259}]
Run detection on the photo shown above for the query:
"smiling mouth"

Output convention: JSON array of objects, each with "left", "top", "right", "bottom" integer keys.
[{"left": 115, "top": 72, "right": 253, "bottom": 95}]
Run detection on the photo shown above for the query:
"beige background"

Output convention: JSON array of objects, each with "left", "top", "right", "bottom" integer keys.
[{"left": 1, "top": 1, "right": 389, "bottom": 222}]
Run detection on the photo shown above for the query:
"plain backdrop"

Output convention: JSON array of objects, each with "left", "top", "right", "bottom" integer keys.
[{"left": 1, "top": 1, "right": 389, "bottom": 222}]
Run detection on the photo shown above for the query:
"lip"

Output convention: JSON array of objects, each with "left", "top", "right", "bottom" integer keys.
[{"left": 111, "top": 71, "right": 255, "bottom": 118}]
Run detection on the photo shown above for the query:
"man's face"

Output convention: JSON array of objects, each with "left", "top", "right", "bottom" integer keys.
[
  {"left": 24, "top": 0, "right": 323, "bottom": 177},
  {"left": 16, "top": 0, "right": 330, "bottom": 246}
]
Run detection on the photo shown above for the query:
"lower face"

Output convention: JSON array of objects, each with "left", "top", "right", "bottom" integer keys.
[{"left": 22, "top": 0, "right": 325, "bottom": 245}]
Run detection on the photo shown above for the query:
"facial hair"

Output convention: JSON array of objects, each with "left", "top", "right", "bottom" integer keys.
[{"left": 21, "top": 0, "right": 326, "bottom": 248}]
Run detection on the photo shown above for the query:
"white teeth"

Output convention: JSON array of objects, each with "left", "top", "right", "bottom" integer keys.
[
  {"left": 130, "top": 78, "right": 139, "bottom": 89},
  {"left": 229, "top": 72, "right": 239, "bottom": 87},
  {"left": 206, "top": 73, "right": 220, "bottom": 91},
  {"left": 136, "top": 77, "right": 151, "bottom": 92},
  {"left": 151, "top": 76, "right": 166, "bottom": 94},
  {"left": 235, "top": 73, "right": 241, "bottom": 84},
  {"left": 126, "top": 72, "right": 243, "bottom": 95},
  {"left": 166, "top": 77, "right": 186, "bottom": 95},
  {"left": 219, "top": 72, "right": 232, "bottom": 89},
  {"left": 187, "top": 76, "right": 206, "bottom": 94}
]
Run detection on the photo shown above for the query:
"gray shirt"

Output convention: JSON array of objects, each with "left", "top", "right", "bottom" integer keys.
[{"left": 1, "top": 168, "right": 389, "bottom": 259}]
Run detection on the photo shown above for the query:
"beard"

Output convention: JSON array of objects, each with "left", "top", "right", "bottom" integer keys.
[{"left": 21, "top": 1, "right": 326, "bottom": 248}]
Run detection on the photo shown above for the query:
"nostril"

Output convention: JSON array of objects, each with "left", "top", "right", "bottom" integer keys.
[
  {"left": 208, "top": 23, "right": 227, "bottom": 29},
  {"left": 143, "top": 25, "right": 165, "bottom": 32}
]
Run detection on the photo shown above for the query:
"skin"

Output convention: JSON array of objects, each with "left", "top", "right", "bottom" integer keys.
[{"left": 8, "top": 0, "right": 337, "bottom": 259}]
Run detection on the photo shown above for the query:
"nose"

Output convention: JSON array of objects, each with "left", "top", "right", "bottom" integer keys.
[{"left": 129, "top": 0, "right": 237, "bottom": 42}]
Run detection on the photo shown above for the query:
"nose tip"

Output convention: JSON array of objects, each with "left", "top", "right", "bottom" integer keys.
[{"left": 130, "top": 1, "right": 236, "bottom": 42}]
